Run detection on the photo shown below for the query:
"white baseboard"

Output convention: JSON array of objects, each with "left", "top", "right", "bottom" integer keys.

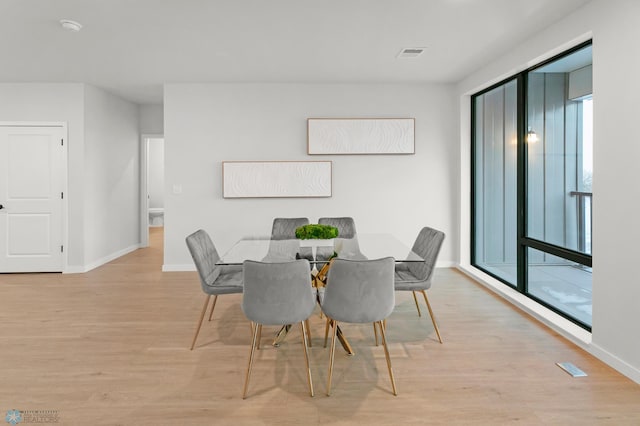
[
  {"left": 456, "top": 265, "right": 592, "bottom": 344},
  {"left": 457, "top": 264, "right": 640, "bottom": 385},
  {"left": 589, "top": 342, "right": 640, "bottom": 384},
  {"left": 162, "top": 264, "right": 196, "bottom": 272},
  {"left": 64, "top": 244, "right": 140, "bottom": 273}
]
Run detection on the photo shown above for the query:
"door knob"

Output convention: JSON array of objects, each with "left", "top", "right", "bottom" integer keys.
[{"left": 0, "top": 204, "right": 4, "bottom": 210}]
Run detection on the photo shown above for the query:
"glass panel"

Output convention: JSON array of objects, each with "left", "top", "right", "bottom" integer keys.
[
  {"left": 526, "top": 45, "right": 592, "bottom": 255},
  {"left": 217, "top": 234, "right": 420, "bottom": 265},
  {"left": 580, "top": 98, "right": 593, "bottom": 254},
  {"left": 473, "top": 80, "right": 518, "bottom": 285},
  {"left": 527, "top": 247, "right": 592, "bottom": 327}
]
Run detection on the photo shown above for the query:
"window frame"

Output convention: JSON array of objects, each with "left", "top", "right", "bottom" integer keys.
[{"left": 471, "top": 40, "right": 593, "bottom": 331}]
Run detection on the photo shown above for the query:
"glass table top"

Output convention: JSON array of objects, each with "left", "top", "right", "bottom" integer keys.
[{"left": 217, "top": 233, "right": 422, "bottom": 265}]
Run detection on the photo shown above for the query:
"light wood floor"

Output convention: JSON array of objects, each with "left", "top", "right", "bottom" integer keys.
[{"left": 1, "top": 228, "right": 638, "bottom": 425}]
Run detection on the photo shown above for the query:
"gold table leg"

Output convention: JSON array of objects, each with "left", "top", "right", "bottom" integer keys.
[
  {"left": 313, "top": 259, "right": 354, "bottom": 354},
  {"left": 272, "top": 324, "right": 292, "bottom": 347},
  {"left": 323, "top": 319, "right": 354, "bottom": 355},
  {"left": 272, "top": 322, "right": 352, "bottom": 354},
  {"left": 336, "top": 325, "right": 354, "bottom": 356}
]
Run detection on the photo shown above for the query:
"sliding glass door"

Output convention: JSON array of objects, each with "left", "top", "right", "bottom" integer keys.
[{"left": 472, "top": 42, "right": 593, "bottom": 329}]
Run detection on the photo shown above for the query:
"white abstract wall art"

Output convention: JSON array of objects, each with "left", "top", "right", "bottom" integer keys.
[
  {"left": 222, "top": 161, "right": 332, "bottom": 198},
  {"left": 307, "top": 118, "right": 415, "bottom": 154}
]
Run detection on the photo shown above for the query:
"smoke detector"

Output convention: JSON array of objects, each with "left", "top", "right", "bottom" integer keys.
[
  {"left": 60, "top": 19, "right": 83, "bottom": 32},
  {"left": 397, "top": 47, "right": 426, "bottom": 58}
]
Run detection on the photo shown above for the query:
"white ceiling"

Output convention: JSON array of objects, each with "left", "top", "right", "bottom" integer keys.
[{"left": 0, "top": 0, "right": 592, "bottom": 104}]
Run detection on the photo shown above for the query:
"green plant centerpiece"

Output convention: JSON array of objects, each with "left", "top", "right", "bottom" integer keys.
[
  {"left": 294, "top": 224, "right": 339, "bottom": 240},
  {"left": 295, "top": 224, "right": 339, "bottom": 266}
]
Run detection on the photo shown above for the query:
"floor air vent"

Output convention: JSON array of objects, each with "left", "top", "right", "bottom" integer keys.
[{"left": 397, "top": 47, "right": 426, "bottom": 58}]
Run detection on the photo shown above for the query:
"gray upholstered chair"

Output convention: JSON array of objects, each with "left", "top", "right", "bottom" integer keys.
[
  {"left": 316, "top": 217, "right": 358, "bottom": 270},
  {"left": 271, "top": 217, "right": 309, "bottom": 239},
  {"left": 320, "top": 257, "right": 397, "bottom": 396},
  {"left": 318, "top": 217, "right": 357, "bottom": 238},
  {"left": 241, "top": 259, "right": 316, "bottom": 399},
  {"left": 395, "top": 227, "right": 445, "bottom": 343},
  {"left": 185, "top": 229, "right": 243, "bottom": 350},
  {"left": 270, "top": 217, "right": 313, "bottom": 262}
]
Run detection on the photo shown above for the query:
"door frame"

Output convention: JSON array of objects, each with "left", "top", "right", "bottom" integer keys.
[
  {"left": 0, "top": 121, "right": 68, "bottom": 272},
  {"left": 139, "top": 133, "right": 164, "bottom": 248}
]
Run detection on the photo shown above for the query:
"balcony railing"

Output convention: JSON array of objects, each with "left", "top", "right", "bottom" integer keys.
[{"left": 570, "top": 191, "right": 592, "bottom": 254}]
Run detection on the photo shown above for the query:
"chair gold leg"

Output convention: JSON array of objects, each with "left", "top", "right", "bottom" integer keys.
[
  {"left": 305, "top": 319, "right": 312, "bottom": 348},
  {"left": 324, "top": 318, "right": 331, "bottom": 348},
  {"left": 412, "top": 291, "right": 422, "bottom": 317},
  {"left": 326, "top": 320, "right": 338, "bottom": 396},
  {"left": 421, "top": 290, "right": 443, "bottom": 343},
  {"left": 242, "top": 322, "right": 260, "bottom": 399},
  {"left": 378, "top": 320, "right": 398, "bottom": 396},
  {"left": 257, "top": 324, "right": 262, "bottom": 350},
  {"left": 300, "top": 322, "right": 314, "bottom": 397},
  {"left": 373, "top": 323, "right": 379, "bottom": 346},
  {"left": 190, "top": 295, "right": 211, "bottom": 350},
  {"left": 207, "top": 295, "right": 218, "bottom": 321}
]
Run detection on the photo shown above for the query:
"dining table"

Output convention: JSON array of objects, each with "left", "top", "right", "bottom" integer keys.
[{"left": 216, "top": 233, "right": 424, "bottom": 355}]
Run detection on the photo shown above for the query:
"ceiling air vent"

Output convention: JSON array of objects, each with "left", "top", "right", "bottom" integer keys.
[{"left": 397, "top": 47, "right": 426, "bottom": 58}]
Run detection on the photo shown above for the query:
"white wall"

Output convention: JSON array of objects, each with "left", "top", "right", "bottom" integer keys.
[
  {"left": 163, "top": 83, "right": 458, "bottom": 269},
  {"left": 0, "top": 83, "right": 86, "bottom": 269},
  {"left": 139, "top": 104, "right": 164, "bottom": 135},
  {"left": 457, "top": 0, "right": 640, "bottom": 382},
  {"left": 588, "top": 0, "right": 640, "bottom": 382},
  {"left": 84, "top": 86, "right": 141, "bottom": 268}
]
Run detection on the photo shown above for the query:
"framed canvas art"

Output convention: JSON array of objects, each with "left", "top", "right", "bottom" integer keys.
[
  {"left": 222, "top": 161, "right": 332, "bottom": 198},
  {"left": 307, "top": 118, "right": 415, "bottom": 154}
]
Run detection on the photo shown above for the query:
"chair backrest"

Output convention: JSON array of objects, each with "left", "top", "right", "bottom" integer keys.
[
  {"left": 186, "top": 229, "right": 221, "bottom": 292},
  {"left": 271, "top": 217, "right": 309, "bottom": 240},
  {"left": 408, "top": 227, "right": 445, "bottom": 282},
  {"left": 318, "top": 217, "right": 357, "bottom": 239},
  {"left": 322, "top": 257, "right": 395, "bottom": 323},
  {"left": 263, "top": 239, "right": 301, "bottom": 262},
  {"left": 242, "top": 259, "right": 315, "bottom": 325}
]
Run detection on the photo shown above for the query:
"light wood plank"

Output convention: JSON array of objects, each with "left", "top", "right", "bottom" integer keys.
[{"left": 0, "top": 227, "right": 638, "bottom": 425}]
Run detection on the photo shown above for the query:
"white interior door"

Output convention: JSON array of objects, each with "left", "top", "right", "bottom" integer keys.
[{"left": 0, "top": 125, "right": 65, "bottom": 272}]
